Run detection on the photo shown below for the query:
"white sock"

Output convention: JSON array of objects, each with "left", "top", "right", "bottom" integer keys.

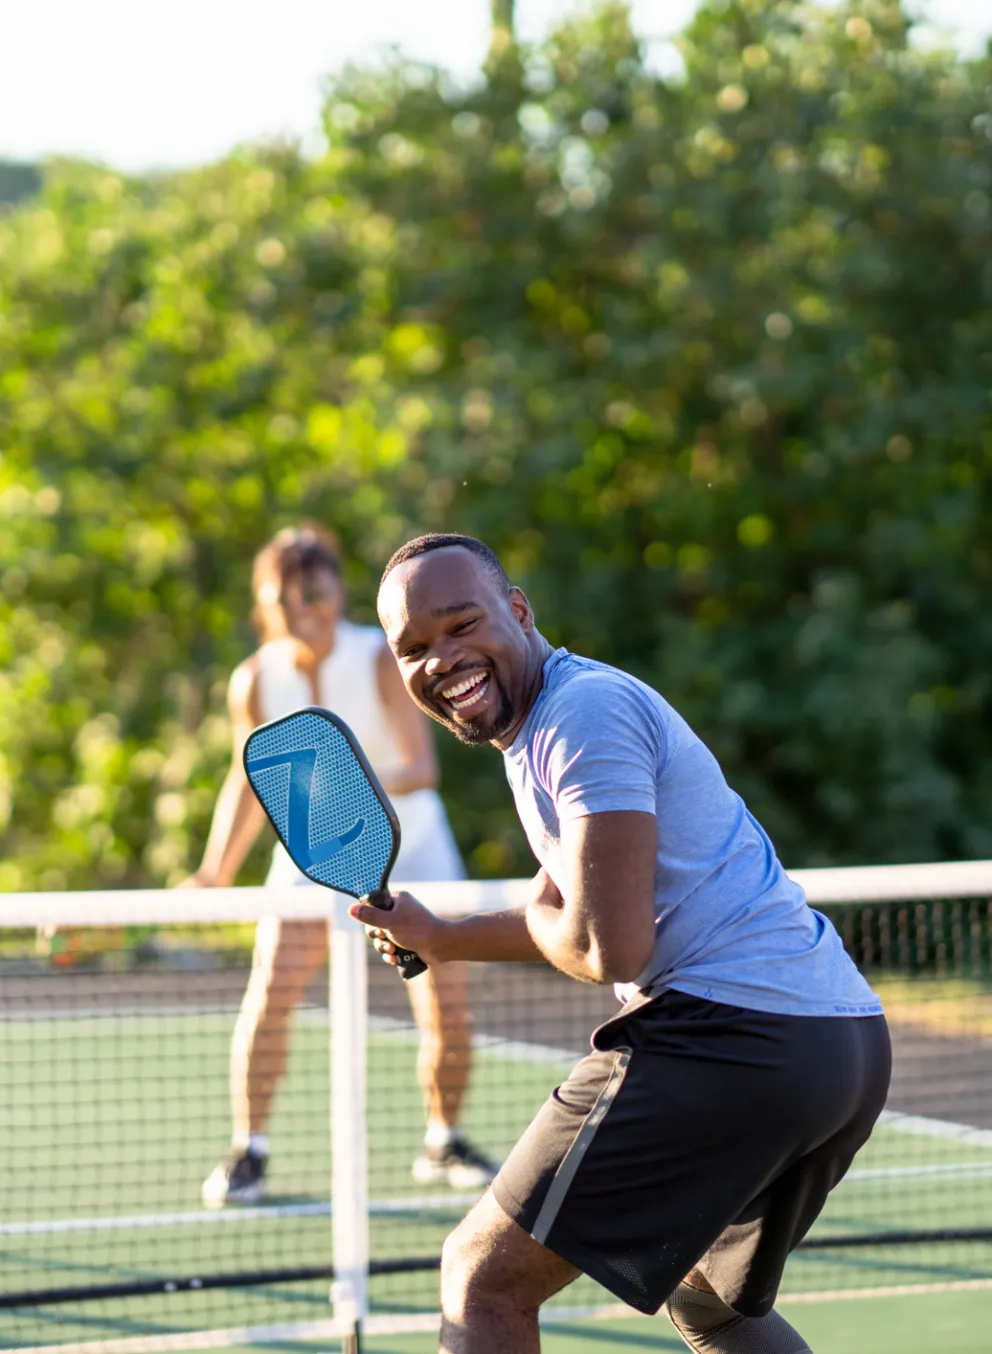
[
  {"left": 423, "top": 1123, "right": 458, "bottom": 1151},
  {"left": 233, "top": 1132, "right": 269, "bottom": 1157}
]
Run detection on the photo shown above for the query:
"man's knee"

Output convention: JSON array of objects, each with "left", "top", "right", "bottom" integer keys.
[
  {"left": 441, "top": 1216, "right": 490, "bottom": 1283},
  {"left": 440, "top": 1218, "right": 497, "bottom": 1316},
  {"left": 440, "top": 1201, "right": 578, "bottom": 1321}
]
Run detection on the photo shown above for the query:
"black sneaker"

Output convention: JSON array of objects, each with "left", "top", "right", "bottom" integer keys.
[
  {"left": 411, "top": 1135, "right": 500, "bottom": 1189},
  {"left": 201, "top": 1148, "right": 267, "bottom": 1208}
]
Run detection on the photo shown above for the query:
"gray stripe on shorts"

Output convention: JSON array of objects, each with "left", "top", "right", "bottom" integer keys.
[{"left": 531, "top": 1046, "right": 632, "bottom": 1247}]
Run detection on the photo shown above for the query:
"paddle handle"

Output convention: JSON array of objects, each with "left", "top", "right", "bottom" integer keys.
[{"left": 365, "top": 888, "right": 428, "bottom": 981}]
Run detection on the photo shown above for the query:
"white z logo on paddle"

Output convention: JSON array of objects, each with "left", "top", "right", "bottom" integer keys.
[{"left": 244, "top": 747, "right": 365, "bottom": 872}]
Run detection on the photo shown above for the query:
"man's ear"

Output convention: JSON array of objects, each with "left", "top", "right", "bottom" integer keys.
[{"left": 508, "top": 586, "right": 535, "bottom": 633}]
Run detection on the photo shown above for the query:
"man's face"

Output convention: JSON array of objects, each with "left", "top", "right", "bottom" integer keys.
[{"left": 378, "top": 548, "right": 535, "bottom": 747}]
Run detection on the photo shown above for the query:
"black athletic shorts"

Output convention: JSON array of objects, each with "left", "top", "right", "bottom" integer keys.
[{"left": 491, "top": 988, "right": 891, "bottom": 1317}]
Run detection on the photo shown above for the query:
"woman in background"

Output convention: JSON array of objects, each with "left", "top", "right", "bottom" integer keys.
[{"left": 186, "top": 523, "right": 496, "bottom": 1206}]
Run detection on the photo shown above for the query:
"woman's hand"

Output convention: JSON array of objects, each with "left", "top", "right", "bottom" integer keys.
[
  {"left": 177, "top": 870, "right": 218, "bottom": 889},
  {"left": 348, "top": 890, "right": 451, "bottom": 968}
]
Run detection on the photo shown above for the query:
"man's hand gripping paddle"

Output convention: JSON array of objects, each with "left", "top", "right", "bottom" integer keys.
[{"left": 243, "top": 706, "right": 427, "bottom": 980}]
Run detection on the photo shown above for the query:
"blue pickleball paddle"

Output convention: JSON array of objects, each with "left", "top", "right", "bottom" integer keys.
[{"left": 243, "top": 706, "right": 427, "bottom": 980}]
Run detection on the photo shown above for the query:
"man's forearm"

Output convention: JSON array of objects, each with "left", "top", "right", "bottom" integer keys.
[
  {"left": 434, "top": 904, "right": 607, "bottom": 980},
  {"left": 433, "top": 879, "right": 613, "bottom": 981},
  {"left": 438, "top": 908, "right": 547, "bottom": 964}
]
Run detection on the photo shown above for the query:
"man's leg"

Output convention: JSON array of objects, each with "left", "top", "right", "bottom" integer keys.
[
  {"left": 664, "top": 1271, "right": 812, "bottom": 1354},
  {"left": 439, "top": 1190, "right": 581, "bottom": 1354},
  {"left": 231, "top": 917, "right": 329, "bottom": 1143}
]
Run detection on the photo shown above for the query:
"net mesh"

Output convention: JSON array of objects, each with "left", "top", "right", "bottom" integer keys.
[
  {"left": 2, "top": 921, "right": 333, "bottom": 1350},
  {"left": 2, "top": 868, "right": 992, "bottom": 1350}
]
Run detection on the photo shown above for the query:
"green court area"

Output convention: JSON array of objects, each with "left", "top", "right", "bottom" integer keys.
[
  {"left": 4, "top": 1005, "right": 992, "bottom": 1351},
  {"left": 173, "top": 1288, "right": 992, "bottom": 1354}
]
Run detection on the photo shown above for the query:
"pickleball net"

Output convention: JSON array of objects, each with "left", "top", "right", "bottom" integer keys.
[{"left": 3, "top": 862, "right": 992, "bottom": 1351}]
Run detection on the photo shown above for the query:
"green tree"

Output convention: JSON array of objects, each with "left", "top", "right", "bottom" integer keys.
[
  {"left": 320, "top": 0, "right": 992, "bottom": 868},
  {"left": 0, "top": 160, "right": 41, "bottom": 208},
  {"left": 0, "top": 0, "right": 989, "bottom": 892}
]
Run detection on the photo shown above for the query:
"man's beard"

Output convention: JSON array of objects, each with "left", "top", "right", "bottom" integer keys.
[{"left": 437, "top": 680, "right": 516, "bottom": 747}]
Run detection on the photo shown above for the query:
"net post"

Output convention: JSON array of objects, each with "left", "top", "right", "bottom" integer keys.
[{"left": 330, "top": 890, "right": 370, "bottom": 1342}]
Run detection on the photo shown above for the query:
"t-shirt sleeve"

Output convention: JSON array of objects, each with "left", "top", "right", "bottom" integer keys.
[{"left": 531, "top": 675, "right": 662, "bottom": 821}]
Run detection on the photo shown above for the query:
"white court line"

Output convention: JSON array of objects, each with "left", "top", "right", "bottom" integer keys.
[
  {"left": 370, "top": 1013, "right": 581, "bottom": 1063},
  {"left": 0, "top": 1193, "right": 481, "bottom": 1239},
  {"left": 0, "top": 1203, "right": 330, "bottom": 1237},
  {"left": 879, "top": 1108, "right": 992, "bottom": 1149},
  {"left": 846, "top": 1160, "right": 992, "bottom": 1183},
  {"left": 781, "top": 1277, "right": 992, "bottom": 1303},
  {"left": 9, "top": 1154, "right": 992, "bottom": 1238}
]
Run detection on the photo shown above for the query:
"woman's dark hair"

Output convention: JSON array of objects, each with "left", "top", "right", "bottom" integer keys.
[{"left": 251, "top": 522, "right": 342, "bottom": 636}]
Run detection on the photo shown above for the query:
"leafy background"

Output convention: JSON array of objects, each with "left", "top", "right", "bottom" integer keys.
[{"left": 0, "top": 0, "right": 989, "bottom": 892}]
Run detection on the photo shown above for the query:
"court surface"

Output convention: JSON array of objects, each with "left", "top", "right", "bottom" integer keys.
[
  {"left": 174, "top": 1287, "right": 992, "bottom": 1353},
  {"left": 4, "top": 961, "right": 992, "bottom": 1352}
]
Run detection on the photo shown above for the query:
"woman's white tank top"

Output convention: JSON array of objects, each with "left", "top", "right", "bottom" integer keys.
[
  {"left": 256, "top": 621, "right": 465, "bottom": 886},
  {"left": 255, "top": 620, "right": 404, "bottom": 782}
]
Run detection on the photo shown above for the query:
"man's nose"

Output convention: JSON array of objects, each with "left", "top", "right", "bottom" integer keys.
[{"left": 424, "top": 644, "right": 460, "bottom": 678}]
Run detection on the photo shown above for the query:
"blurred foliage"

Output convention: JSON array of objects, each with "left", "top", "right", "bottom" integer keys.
[
  {"left": 0, "top": 0, "right": 990, "bottom": 893},
  {"left": 0, "top": 160, "right": 41, "bottom": 208}
]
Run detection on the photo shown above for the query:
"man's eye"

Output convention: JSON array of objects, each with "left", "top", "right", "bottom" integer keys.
[
  {"left": 453, "top": 618, "right": 478, "bottom": 633},
  {"left": 401, "top": 646, "right": 425, "bottom": 661}
]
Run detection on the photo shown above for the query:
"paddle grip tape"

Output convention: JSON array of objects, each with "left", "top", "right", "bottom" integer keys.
[{"left": 364, "top": 887, "right": 428, "bottom": 981}]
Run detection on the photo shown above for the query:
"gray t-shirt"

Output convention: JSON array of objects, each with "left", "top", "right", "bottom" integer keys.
[{"left": 503, "top": 649, "right": 882, "bottom": 1017}]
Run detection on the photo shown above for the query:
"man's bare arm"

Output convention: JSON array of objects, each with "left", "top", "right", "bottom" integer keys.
[
  {"left": 352, "top": 845, "right": 657, "bottom": 985},
  {"left": 524, "top": 812, "right": 657, "bottom": 984},
  {"left": 351, "top": 827, "right": 656, "bottom": 982},
  {"left": 350, "top": 870, "right": 556, "bottom": 967},
  {"left": 431, "top": 869, "right": 561, "bottom": 963}
]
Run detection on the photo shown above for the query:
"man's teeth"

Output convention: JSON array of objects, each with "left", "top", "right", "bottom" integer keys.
[{"left": 443, "top": 674, "right": 488, "bottom": 710}]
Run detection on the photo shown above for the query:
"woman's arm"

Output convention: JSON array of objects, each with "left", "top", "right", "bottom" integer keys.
[{"left": 181, "top": 659, "right": 268, "bottom": 887}]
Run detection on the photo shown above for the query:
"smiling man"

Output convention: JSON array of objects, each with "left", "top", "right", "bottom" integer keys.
[{"left": 353, "top": 533, "right": 892, "bottom": 1354}]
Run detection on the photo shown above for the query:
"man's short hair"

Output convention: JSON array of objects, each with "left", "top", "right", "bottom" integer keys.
[{"left": 380, "top": 533, "right": 510, "bottom": 596}]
